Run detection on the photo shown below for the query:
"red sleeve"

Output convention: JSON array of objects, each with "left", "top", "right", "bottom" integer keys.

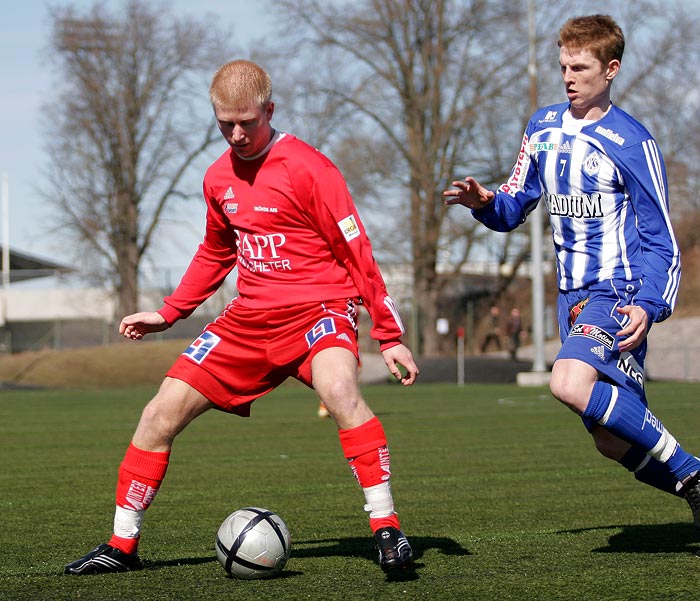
[
  {"left": 301, "top": 163, "right": 406, "bottom": 347},
  {"left": 158, "top": 185, "right": 238, "bottom": 324}
]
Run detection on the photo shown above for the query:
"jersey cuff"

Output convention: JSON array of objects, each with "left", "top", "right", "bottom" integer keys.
[
  {"left": 379, "top": 340, "right": 402, "bottom": 352},
  {"left": 157, "top": 304, "right": 183, "bottom": 326},
  {"left": 633, "top": 301, "right": 658, "bottom": 325}
]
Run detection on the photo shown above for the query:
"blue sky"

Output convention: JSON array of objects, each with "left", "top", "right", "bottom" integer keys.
[
  {"left": 0, "top": 1, "right": 271, "bottom": 278},
  {"left": 6, "top": 1, "right": 694, "bottom": 282}
]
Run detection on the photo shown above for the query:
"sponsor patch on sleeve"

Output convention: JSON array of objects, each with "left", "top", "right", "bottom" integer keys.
[{"left": 338, "top": 215, "right": 361, "bottom": 242}]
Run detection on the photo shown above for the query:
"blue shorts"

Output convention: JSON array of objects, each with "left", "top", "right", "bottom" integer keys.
[{"left": 556, "top": 279, "right": 648, "bottom": 400}]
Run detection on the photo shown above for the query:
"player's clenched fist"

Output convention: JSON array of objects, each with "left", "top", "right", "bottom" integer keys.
[{"left": 119, "top": 311, "right": 169, "bottom": 340}]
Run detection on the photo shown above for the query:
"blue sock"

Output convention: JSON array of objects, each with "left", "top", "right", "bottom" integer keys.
[
  {"left": 619, "top": 446, "right": 679, "bottom": 496},
  {"left": 583, "top": 381, "right": 699, "bottom": 483}
]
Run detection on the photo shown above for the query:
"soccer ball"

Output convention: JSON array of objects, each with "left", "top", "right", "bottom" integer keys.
[{"left": 215, "top": 507, "right": 292, "bottom": 579}]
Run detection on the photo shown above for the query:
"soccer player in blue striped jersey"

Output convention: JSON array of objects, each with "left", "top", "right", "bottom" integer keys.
[{"left": 444, "top": 14, "right": 700, "bottom": 525}]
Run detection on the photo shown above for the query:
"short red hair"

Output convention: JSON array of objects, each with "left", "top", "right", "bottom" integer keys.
[
  {"left": 209, "top": 59, "right": 272, "bottom": 111},
  {"left": 558, "top": 14, "right": 625, "bottom": 66}
]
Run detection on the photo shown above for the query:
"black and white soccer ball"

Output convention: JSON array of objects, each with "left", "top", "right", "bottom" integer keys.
[{"left": 215, "top": 507, "right": 292, "bottom": 579}]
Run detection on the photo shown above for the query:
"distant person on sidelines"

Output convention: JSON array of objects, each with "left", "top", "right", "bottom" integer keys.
[
  {"left": 444, "top": 15, "right": 700, "bottom": 523},
  {"left": 506, "top": 307, "right": 522, "bottom": 360},
  {"left": 480, "top": 305, "right": 503, "bottom": 353},
  {"left": 65, "top": 59, "right": 418, "bottom": 576}
]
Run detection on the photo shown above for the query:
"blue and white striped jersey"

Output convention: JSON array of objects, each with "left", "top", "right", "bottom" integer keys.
[{"left": 473, "top": 102, "right": 680, "bottom": 323}]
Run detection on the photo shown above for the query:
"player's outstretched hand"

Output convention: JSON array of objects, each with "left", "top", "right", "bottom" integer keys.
[
  {"left": 615, "top": 305, "right": 649, "bottom": 352},
  {"left": 443, "top": 176, "right": 495, "bottom": 210},
  {"left": 119, "top": 311, "right": 169, "bottom": 340},
  {"left": 381, "top": 343, "right": 419, "bottom": 386}
]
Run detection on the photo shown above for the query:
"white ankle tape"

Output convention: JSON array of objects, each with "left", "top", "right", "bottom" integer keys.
[
  {"left": 113, "top": 504, "right": 144, "bottom": 539},
  {"left": 362, "top": 482, "right": 395, "bottom": 518},
  {"left": 650, "top": 430, "right": 678, "bottom": 463}
]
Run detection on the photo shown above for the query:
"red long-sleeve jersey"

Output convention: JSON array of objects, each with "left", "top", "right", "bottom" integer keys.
[{"left": 158, "top": 132, "right": 405, "bottom": 349}]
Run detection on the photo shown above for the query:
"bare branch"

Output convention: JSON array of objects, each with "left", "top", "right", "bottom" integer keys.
[{"left": 43, "top": 0, "right": 234, "bottom": 316}]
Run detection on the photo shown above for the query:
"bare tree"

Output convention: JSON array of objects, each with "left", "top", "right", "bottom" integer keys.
[
  {"left": 43, "top": 0, "right": 233, "bottom": 320},
  {"left": 265, "top": 0, "right": 577, "bottom": 354},
  {"left": 264, "top": 0, "right": 700, "bottom": 355}
]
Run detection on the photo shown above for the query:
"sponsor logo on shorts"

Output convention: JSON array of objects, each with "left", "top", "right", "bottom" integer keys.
[
  {"left": 568, "top": 296, "right": 589, "bottom": 326},
  {"left": 305, "top": 318, "right": 336, "bottom": 347},
  {"left": 590, "top": 345, "right": 606, "bottom": 360},
  {"left": 183, "top": 331, "right": 221, "bottom": 364},
  {"left": 617, "top": 352, "right": 645, "bottom": 388},
  {"left": 570, "top": 323, "right": 615, "bottom": 349}
]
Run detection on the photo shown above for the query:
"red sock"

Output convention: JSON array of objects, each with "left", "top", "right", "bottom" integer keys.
[
  {"left": 368, "top": 512, "right": 401, "bottom": 532},
  {"left": 108, "top": 442, "right": 170, "bottom": 554},
  {"left": 338, "top": 417, "right": 400, "bottom": 531}
]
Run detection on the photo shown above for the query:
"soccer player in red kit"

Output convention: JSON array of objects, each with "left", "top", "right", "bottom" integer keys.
[{"left": 65, "top": 59, "right": 418, "bottom": 576}]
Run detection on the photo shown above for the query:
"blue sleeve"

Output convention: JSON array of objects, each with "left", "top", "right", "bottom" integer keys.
[
  {"left": 618, "top": 139, "right": 680, "bottom": 323},
  {"left": 472, "top": 127, "right": 543, "bottom": 232}
]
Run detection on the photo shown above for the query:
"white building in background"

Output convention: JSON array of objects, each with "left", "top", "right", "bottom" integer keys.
[
  {"left": 0, "top": 250, "right": 551, "bottom": 354},
  {"left": 0, "top": 247, "right": 234, "bottom": 353},
  {"left": 2, "top": 248, "right": 698, "bottom": 382}
]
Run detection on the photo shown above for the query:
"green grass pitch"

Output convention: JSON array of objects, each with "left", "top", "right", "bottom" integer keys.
[{"left": 1, "top": 381, "right": 700, "bottom": 600}]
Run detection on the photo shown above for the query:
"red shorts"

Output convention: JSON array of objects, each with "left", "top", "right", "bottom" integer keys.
[{"left": 166, "top": 299, "right": 360, "bottom": 416}]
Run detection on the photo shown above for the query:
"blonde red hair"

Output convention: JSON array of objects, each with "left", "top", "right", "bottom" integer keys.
[
  {"left": 209, "top": 59, "right": 272, "bottom": 110},
  {"left": 558, "top": 14, "right": 625, "bottom": 66}
]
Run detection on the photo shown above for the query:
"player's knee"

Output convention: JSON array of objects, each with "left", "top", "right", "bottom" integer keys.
[
  {"left": 549, "top": 366, "right": 569, "bottom": 401},
  {"left": 321, "top": 391, "right": 373, "bottom": 429},
  {"left": 549, "top": 367, "right": 585, "bottom": 413},
  {"left": 322, "top": 390, "right": 362, "bottom": 418},
  {"left": 137, "top": 399, "right": 182, "bottom": 443},
  {"left": 317, "top": 374, "right": 356, "bottom": 406}
]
